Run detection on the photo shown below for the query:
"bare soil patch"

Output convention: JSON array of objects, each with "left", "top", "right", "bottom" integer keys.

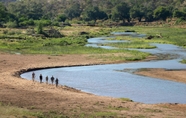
[{"left": 0, "top": 52, "right": 186, "bottom": 117}]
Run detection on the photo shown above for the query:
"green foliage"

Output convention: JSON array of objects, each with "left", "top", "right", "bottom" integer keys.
[
  {"left": 2, "top": 0, "right": 186, "bottom": 26},
  {"left": 43, "top": 37, "right": 87, "bottom": 47},
  {"left": 36, "top": 22, "right": 43, "bottom": 34},
  {"left": 111, "top": 2, "right": 130, "bottom": 23},
  {"left": 130, "top": 5, "right": 144, "bottom": 22},
  {"left": 3, "top": 30, "right": 21, "bottom": 35},
  {"left": 1, "top": 26, "right": 186, "bottom": 63},
  {"left": 180, "top": 59, "right": 186, "bottom": 64},
  {"left": 51, "top": 21, "right": 60, "bottom": 26},
  {"left": 19, "top": 19, "right": 34, "bottom": 26},
  {"left": 44, "top": 28, "right": 64, "bottom": 38},
  {"left": 0, "top": 2, "right": 9, "bottom": 22},
  {"left": 104, "top": 41, "right": 156, "bottom": 49},
  {"left": 34, "top": 20, "right": 51, "bottom": 26},
  {"left": 0, "top": 26, "right": 150, "bottom": 62},
  {"left": 153, "top": 6, "right": 170, "bottom": 21},
  {"left": 5, "top": 21, "right": 18, "bottom": 28},
  {"left": 82, "top": 6, "right": 107, "bottom": 22},
  {"left": 64, "top": 2, "right": 81, "bottom": 20},
  {"left": 175, "top": 17, "right": 186, "bottom": 24},
  {"left": 0, "top": 102, "right": 44, "bottom": 117},
  {"left": 144, "top": 8, "right": 154, "bottom": 22},
  {"left": 62, "top": 20, "right": 71, "bottom": 26},
  {"left": 173, "top": 10, "right": 186, "bottom": 20},
  {"left": 8, "top": 0, "right": 43, "bottom": 20},
  {"left": 57, "top": 14, "right": 67, "bottom": 22},
  {"left": 111, "top": 26, "right": 186, "bottom": 47}
]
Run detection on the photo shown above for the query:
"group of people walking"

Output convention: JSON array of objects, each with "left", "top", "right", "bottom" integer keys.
[{"left": 32, "top": 72, "right": 59, "bottom": 87}]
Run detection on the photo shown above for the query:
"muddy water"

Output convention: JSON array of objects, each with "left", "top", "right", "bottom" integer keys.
[{"left": 21, "top": 33, "right": 186, "bottom": 104}]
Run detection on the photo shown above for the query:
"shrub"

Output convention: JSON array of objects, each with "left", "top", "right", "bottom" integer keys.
[
  {"left": 35, "top": 20, "right": 51, "bottom": 26},
  {"left": 44, "top": 28, "right": 63, "bottom": 38},
  {"left": 51, "top": 21, "right": 60, "bottom": 26},
  {"left": 19, "top": 19, "right": 35, "bottom": 26},
  {"left": 175, "top": 17, "right": 185, "bottom": 24},
  {"left": 3, "top": 30, "right": 8, "bottom": 34},
  {"left": 5, "top": 21, "right": 18, "bottom": 28},
  {"left": 36, "top": 22, "right": 43, "bottom": 34}
]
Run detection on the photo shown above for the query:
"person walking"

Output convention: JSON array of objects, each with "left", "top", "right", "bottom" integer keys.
[
  {"left": 32, "top": 72, "right": 35, "bottom": 82},
  {"left": 51, "top": 76, "right": 54, "bottom": 85},
  {"left": 46, "top": 76, "right": 48, "bottom": 84},
  {"left": 55, "top": 78, "right": 59, "bottom": 87},
  {"left": 39, "top": 74, "right": 43, "bottom": 83}
]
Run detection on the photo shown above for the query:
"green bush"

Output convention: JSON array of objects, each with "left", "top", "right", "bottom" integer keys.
[
  {"left": 3, "top": 30, "right": 8, "bottom": 34},
  {"left": 44, "top": 28, "right": 63, "bottom": 38},
  {"left": 175, "top": 17, "right": 185, "bottom": 24},
  {"left": 19, "top": 19, "right": 35, "bottom": 26},
  {"left": 5, "top": 21, "right": 18, "bottom": 28},
  {"left": 51, "top": 21, "right": 60, "bottom": 26},
  {"left": 35, "top": 20, "right": 51, "bottom": 26},
  {"left": 36, "top": 22, "right": 43, "bottom": 34}
]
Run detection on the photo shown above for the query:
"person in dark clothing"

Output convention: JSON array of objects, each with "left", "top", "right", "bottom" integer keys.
[
  {"left": 55, "top": 78, "right": 59, "bottom": 87},
  {"left": 32, "top": 72, "right": 35, "bottom": 82},
  {"left": 51, "top": 76, "right": 54, "bottom": 85},
  {"left": 46, "top": 76, "right": 48, "bottom": 84},
  {"left": 39, "top": 74, "right": 43, "bottom": 83}
]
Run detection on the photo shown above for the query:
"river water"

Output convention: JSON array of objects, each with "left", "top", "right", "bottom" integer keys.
[{"left": 21, "top": 33, "right": 186, "bottom": 104}]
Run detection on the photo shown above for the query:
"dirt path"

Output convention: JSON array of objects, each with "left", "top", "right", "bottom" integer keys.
[{"left": 0, "top": 52, "right": 186, "bottom": 117}]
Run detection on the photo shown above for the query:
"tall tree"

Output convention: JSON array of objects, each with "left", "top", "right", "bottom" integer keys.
[
  {"left": 144, "top": 7, "right": 154, "bottom": 22},
  {"left": 173, "top": 10, "right": 186, "bottom": 19},
  {"left": 0, "top": 2, "right": 9, "bottom": 22},
  {"left": 64, "top": 2, "right": 81, "bottom": 20},
  {"left": 56, "top": 14, "right": 67, "bottom": 22},
  {"left": 111, "top": 2, "right": 130, "bottom": 23},
  {"left": 82, "top": 6, "right": 107, "bottom": 22},
  {"left": 130, "top": 5, "right": 145, "bottom": 22},
  {"left": 7, "top": 0, "right": 44, "bottom": 20},
  {"left": 153, "top": 6, "right": 171, "bottom": 21}
]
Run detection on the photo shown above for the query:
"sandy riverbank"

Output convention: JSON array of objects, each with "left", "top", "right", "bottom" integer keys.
[
  {"left": 135, "top": 68, "right": 186, "bottom": 84},
  {"left": 0, "top": 52, "right": 186, "bottom": 117}
]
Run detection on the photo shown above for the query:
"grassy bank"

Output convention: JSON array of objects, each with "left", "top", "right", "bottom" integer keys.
[
  {"left": 0, "top": 26, "right": 186, "bottom": 62},
  {"left": 0, "top": 102, "right": 42, "bottom": 118},
  {"left": 0, "top": 26, "right": 150, "bottom": 62},
  {"left": 110, "top": 26, "right": 186, "bottom": 47},
  {"left": 104, "top": 26, "right": 186, "bottom": 63}
]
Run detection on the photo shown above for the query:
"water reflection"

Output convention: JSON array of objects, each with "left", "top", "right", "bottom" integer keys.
[{"left": 21, "top": 32, "right": 186, "bottom": 104}]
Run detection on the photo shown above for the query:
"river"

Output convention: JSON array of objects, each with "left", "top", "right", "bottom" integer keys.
[{"left": 21, "top": 32, "right": 186, "bottom": 104}]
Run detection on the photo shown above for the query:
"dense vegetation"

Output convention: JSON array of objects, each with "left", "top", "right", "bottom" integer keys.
[{"left": 0, "top": 0, "right": 186, "bottom": 27}]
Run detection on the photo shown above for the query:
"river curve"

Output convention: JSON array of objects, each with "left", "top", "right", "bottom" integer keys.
[{"left": 21, "top": 33, "right": 186, "bottom": 104}]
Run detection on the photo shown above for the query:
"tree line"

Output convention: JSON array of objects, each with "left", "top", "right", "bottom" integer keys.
[{"left": 0, "top": 0, "right": 186, "bottom": 27}]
